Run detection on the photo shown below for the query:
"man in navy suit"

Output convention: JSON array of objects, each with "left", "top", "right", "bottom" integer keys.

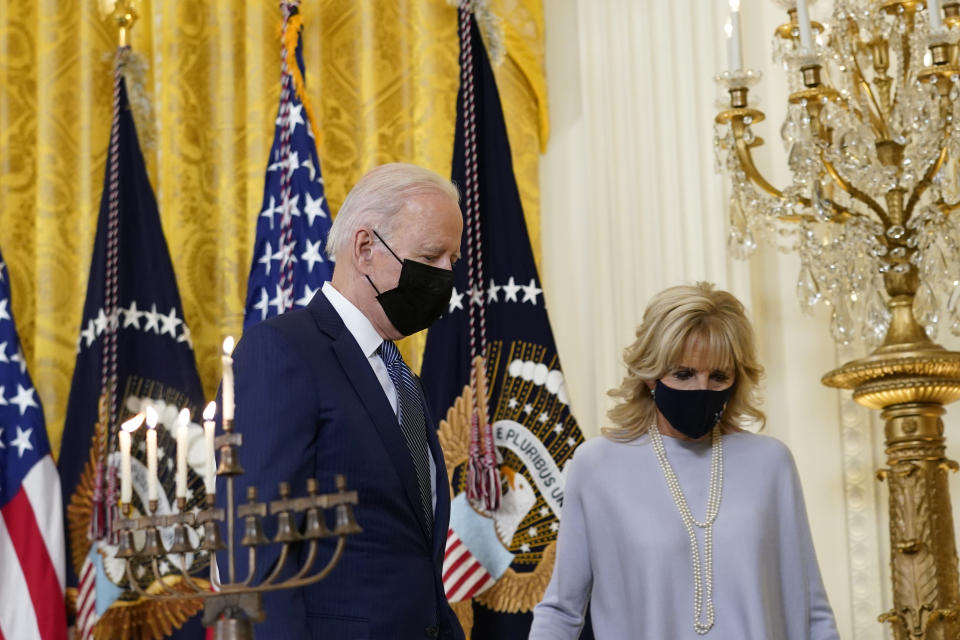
[{"left": 227, "top": 163, "right": 465, "bottom": 639}]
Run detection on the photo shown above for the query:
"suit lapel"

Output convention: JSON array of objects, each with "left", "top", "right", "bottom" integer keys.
[
  {"left": 309, "top": 292, "right": 432, "bottom": 541},
  {"left": 424, "top": 410, "right": 450, "bottom": 563}
]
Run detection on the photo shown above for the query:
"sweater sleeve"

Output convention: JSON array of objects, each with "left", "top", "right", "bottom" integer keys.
[
  {"left": 529, "top": 453, "right": 593, "bottom": 640},
  {"left": 781, "top": 446, "right": 840, "bottom": 640}
]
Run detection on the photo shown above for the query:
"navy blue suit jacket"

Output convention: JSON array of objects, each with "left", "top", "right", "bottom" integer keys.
[{"left": 220, "top": 292, "right": 464, "bottom": 640}]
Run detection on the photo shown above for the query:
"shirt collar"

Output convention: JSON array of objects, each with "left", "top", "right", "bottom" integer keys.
[{"left": 322, "top": 281, "right": 383, "bottom": 358}]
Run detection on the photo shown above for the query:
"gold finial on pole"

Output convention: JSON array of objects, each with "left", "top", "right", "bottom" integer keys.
[{"left": 98, "top": 0, "right": 139, "bottom": 48}]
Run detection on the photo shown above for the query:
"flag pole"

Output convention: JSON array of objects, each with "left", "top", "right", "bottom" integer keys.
[{"left": 99, "top": 0, "right": 138, "bottom": 48}]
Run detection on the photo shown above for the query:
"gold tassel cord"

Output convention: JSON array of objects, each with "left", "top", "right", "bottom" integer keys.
[{"left": 281, "top": 12, "right": 323, "bottom": 151}]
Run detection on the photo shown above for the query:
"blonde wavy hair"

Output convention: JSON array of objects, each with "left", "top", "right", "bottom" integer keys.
[{"left": 603, "top": 282, "right": 765, "bottom": 442}]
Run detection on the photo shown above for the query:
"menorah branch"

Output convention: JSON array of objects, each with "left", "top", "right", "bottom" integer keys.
[{"left": 112, "top": 411, "right": 361, "bottom": 640}]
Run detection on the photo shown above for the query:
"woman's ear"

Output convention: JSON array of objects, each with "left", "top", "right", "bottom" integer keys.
[{"left": 644, "top": 379, "right": 655, "bottom": 391}]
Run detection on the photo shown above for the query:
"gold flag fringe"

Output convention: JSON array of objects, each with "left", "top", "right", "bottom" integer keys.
[{"left": 280, "top": 12, "right": 324, "bottom": 149}]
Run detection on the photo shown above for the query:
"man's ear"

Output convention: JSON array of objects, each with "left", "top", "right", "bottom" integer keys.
[{"left": 353, "top": 227, "right": 376, "bottom": 271}]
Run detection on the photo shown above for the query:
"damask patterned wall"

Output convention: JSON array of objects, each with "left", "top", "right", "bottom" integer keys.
[{"left": 0, "top": 0, "right": 547, "bottom": 457}]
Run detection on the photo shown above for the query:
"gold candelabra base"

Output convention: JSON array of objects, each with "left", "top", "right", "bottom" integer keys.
[{"left": 824, "top": 346, "right": 960, "bottom": 639}]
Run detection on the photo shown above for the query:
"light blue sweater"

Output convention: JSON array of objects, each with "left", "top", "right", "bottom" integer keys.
[{"left": 530, "top": 431, "right": 839, "bottom": 639}]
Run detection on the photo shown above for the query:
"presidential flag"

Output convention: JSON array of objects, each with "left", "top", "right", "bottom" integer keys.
[
  {"left": 58, "top": 52, "right": 207, "bottom": 639},
  {"left": 244, "top": 1, "right": 333, "bottom": 328},
  {"left": 420, "top": 7, "right": 593, "bottom": 639},
  {"left": 0, "top": 251, "right": 68, "bottom": 640}
]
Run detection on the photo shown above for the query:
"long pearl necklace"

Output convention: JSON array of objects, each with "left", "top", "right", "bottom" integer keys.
[{"left": 648, "top": 422, "right": 723, "bottom": 635}]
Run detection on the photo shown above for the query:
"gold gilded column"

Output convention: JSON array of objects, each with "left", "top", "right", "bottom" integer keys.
[
  {"left": 715, "top": 4, "right": 960, "bottom": 635},
  {"left": 824, "top": 290, "right": 960, "bottom": 638}
]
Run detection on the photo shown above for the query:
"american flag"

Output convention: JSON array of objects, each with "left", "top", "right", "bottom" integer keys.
[
  {"left": 244, "top": 2, "right": 333, "bottom": 328},
  {"left": 443, "top": 527, "right": 499, "bottom": 602},
  {"left": 0, "top": 250, "right": 68, "bottom": 640}
]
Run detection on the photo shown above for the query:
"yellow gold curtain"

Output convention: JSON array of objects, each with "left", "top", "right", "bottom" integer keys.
[{"left": 0, "top": 0, "right": 546, "bottom": 459}]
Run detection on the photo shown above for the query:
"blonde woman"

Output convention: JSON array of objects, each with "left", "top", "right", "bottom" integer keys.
[{"left": 530, "top": 283, "right": 839, "bottom": 639}]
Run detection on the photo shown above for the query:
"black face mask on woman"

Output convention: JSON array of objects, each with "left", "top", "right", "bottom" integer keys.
[
  {"left": 652, "top": 380, "right": 734, "bottom": 440},
  {"left": 365, "top": 230, "right": 455, "bottom": 336}
]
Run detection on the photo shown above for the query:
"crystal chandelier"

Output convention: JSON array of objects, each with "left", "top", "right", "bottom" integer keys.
[
  {"left": 716, "top": 0, "right": 960, "bottom": 347},
  {"left": 714, "top": 1, "right": 960, "bottom": 638}
]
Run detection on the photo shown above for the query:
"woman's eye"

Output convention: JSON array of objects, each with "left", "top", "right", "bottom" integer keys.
[
  {"left": 672, "top": 370, "right": 693, "bottom": 380},
  {"left": 711, "top": 372, "right": 730, "bottom": 382}
]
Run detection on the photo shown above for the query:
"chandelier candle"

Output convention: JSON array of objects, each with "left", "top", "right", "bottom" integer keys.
[
  {"left": 795, "top": 0, "right": 813, "bottom": 51},
  {"left": 726, "top": 0, "right": 742, "bottom": 72},
  {"left": 930, "top": 0, "right": 945, "bottom": 31}
]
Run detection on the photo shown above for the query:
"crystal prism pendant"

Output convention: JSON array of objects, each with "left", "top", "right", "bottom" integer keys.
[
  {"left": 796, "top": 265, "right": 821, "bottom": 312},
  {"left": 830, "top": 295, "right": 854, "bottom": 344},
  {"left": 913, "top": 280, "right": 939, "bottom": 340},
  {"left": 864, "top": 289, "right": 891, "bottom": 346}
]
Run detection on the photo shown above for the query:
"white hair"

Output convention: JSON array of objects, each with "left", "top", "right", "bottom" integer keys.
[{"left": 325, "top": 163, "right": 461, "bottom": 258}]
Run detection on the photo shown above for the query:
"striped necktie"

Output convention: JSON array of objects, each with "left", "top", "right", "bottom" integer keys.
[{"left": 378, "top": 340, "right": 434, "bottom": 535}]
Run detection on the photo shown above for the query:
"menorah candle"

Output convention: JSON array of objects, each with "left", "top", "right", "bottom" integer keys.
[
  {"left": 203, "top": 401, "right": 217, "bottom": 495},
  {"left": 145, "top": 406, "right": 159, "bottom": 503},
  {"left": 221, "top": 336, "right": 235, "bottom": 422},
  {"left": 930, "top": 0, "right": 944, "bottom": 31},
  {"left": 726, "top": 0, "right": 742, "bottom": 71},
  {"left": 175, "top": 408, "right": 190, "bottom": 500},
  {"left": 796, "top": 0, "right": 814, "bottom": 51},
  {"left": 119, "top": 412, "right": 145, "bottom": 505}
]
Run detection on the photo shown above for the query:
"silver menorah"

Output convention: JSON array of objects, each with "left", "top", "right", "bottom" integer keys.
[{"left": 114, "top": 414, "right": 362, "bottom": 640}]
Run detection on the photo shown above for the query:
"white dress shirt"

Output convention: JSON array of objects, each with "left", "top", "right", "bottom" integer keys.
[{"left": 322, "top": 282, "right": 437, "bottom": 513}]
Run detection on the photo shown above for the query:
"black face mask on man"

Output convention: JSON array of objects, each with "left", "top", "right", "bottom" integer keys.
[
  {"left": 365, "top": 230, "right": 455, "bottom": 336},
  {"left": 651, "top": 380, "right": 734, "bottom": 440}
]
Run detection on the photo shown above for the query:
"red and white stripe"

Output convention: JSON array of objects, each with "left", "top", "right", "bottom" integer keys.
[
  {"left": 442, "top": 530, "right": 497, "bottom": 603},
  {"left": 0, "top": 456, "right": 67, "bottom": 640},
  {"left": 75, "top": 556, "right": 97, "bottom": 639}
]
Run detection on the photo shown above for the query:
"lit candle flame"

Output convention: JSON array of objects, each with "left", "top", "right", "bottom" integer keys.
[
  {"left": 728, "top": 0, "right": 740, "bottom": 11},
  {"left": 222, "top": 336, "right": 235, "bottom": 355},
  {"left": 121, "top": 412, "right": 145, "bottom": 433},
  {"left": 177, "top": 407, "right": 191, "bottom": 426},
  {"left": 145, "top": 405, "right": 158, "bottom": 428},
  {"left": 724, "top": 17, "right": 733, "bottom": 38},
  {"left": 203, "top": 400, "right": 217, "bottom": 422}
]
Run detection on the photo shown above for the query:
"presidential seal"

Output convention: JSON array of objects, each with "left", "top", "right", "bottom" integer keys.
[{"left": 438, "top": 340, "right": 587, "bottom": 630}]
